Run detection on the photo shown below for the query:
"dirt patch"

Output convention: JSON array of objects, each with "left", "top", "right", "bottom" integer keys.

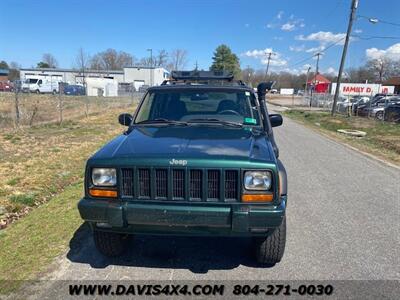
[{"left": 0, "top": 92, "right": 140, "bottom": 128}]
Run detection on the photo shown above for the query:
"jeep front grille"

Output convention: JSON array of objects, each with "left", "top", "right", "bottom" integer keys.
[
  {"left": 121, "top": 168, "right": 133, "bottom": 197},
  {"left": 120, "top": 168, "right": 239, "bottom": 202},
  {"left": 155, "top": 169, "right": 168, "bottom": 198},
  {"left": 172, "top": 169, "right": 185, "bottom": 199},
  {"left": 138, "top": 168, "right": 150, "bottom": 198},
  {"left": 207, "top": 170, "right": 220, "bottom": 200},
  {"left": 225, "top": 170, "right": 238, "bottom": 200},
  {"left": 189, "top": 170, "right": 202, "bottom": 200}
]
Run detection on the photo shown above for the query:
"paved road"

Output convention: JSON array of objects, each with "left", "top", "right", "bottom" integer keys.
[{"left": 35, "top": 114, "right": 400, "bottom": 288}]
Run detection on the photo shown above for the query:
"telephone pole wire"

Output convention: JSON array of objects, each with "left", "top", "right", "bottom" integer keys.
[{"left": 331, "top": 0, "right": 359, "bottom": 116}]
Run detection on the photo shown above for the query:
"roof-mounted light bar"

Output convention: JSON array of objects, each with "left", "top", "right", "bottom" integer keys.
[{"left": 170, "top": 70, "right": 234, "bottom": 81}]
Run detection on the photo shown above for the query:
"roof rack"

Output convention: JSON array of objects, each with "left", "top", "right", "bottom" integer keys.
[
  {"left": 161, "top": 70, "right": 246, "bottom": 86},
  {"left": 171, "top": 70, "right": 234, "bottom": 81}
]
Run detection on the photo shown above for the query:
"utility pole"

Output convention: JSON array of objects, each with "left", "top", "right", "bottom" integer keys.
[
  {"left": 315, "top": 52, "right": 321, "bottom": 77},
  {"left": 247, "top": 65, "right": 251, "bottom": 85},
  {"left": 264, "top": 52, "right": 273, "bottom": 80},
  {"left": 331, "top": 0, "right": 359, "bottom": 116},
  {"left": 305, "top": 66, "right": 311, "bottom": 95},
  {"left": 310, "top": 53, "right": 321, "bottom": 106},
  {"left": 147, "top": 48, "right": 153, "bottom": 86}
]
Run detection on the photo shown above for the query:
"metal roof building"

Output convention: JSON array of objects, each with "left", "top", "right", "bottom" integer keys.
[{"left": 19, "top": 66, "right": 170, "bottom": 89}]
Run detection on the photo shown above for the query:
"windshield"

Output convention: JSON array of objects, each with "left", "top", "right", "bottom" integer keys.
[
  {"left": 134, "top": 90, "right": 261, "bottom": 126},
  {"left": 25, "top": 79, "right": 38, "bottom": 84}
]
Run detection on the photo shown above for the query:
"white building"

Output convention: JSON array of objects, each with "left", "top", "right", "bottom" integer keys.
[
  {"left": 123, "top": 67, "right": 170, "bottom": 89},
  {"left": 19, "top": 68, "right": 124, "bottom": 85},
  {"left": 19, "top": 66, "right": 170, "bottom": 96}
]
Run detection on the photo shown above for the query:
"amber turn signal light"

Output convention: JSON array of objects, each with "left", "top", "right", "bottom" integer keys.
[
  {"left": 242, "top": 194, "right": 273, "bottom": 202},
  {"left": 89, "top": 188, "right": 117, "bottom": 198}
]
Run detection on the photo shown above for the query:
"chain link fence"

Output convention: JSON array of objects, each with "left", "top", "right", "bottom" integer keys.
[
  {"left": 0, "top": 91, "right": 144, "bottom": 129},
  {"left": 298, "top": 93, "right": 349, "bottom": 114}
]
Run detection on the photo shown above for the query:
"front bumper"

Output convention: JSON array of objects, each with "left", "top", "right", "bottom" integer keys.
[{"left": 78, "top": 197, "right": 286, "bottom": 236}]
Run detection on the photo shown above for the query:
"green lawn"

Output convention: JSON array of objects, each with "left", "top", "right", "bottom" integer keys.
[
  {"left": 0, "top": 107, "right": 134, "bottom": 294},
  {"left": 0, "top": 183, "right": 83, "bottom": 293},
  {"left": 283, "top": 110, "right": 400, "bottom": 165}
]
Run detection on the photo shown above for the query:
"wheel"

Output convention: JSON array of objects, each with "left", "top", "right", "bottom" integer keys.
[
  {"left": 93, "top": 230, "right": 130, "bottom": 257},
  {"left": 254, "top": 216, "right": 286, "bottom": 265},
  {"left": 36, "top": 89, "right": 40, "bottom": 94},
  {"left": 52, "top": 90, "right": 57, "bottom": 95},
  {"left": 375, "top": 111, "right": 384, "bottom": 121}
]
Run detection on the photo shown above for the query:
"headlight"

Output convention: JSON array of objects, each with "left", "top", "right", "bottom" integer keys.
[
  {"left": 244, "top": 171, "right": 272, "bottom": 191},
  {"left": 92, "top": 168, "right": 117, "bottom": 186}
]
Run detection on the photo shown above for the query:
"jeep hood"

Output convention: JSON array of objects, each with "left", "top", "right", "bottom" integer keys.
[{"left": 91, "top": 126, "right": 274, "bottom": 163}]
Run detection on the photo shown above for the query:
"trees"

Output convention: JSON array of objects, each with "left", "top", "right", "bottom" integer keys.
[
  {"left": 154, "top": 49, "right": 169, "bottom": 67},
  {"left": 37, "top": 62, "right": 50, "bottom": 68},
  {"left": 42, "top": 53, "right": 58, "bottom": 68},
  {"left": 138, "top": 49, "right": 188, "bottom": 70},
  {"left": 169, "top": 49, "right": 188, "bottom": 71},
  {"left": 89, "top": 49, "right": 134, "bottom": 70},
  {"left": 74, "top": 48, "right": 90, "bottom": 87},
  {"left": 210, "top": 45, "right": 241, "bottom": 78},
  {"left": 0, "top": 61, "right": 9, "bottom": 69},
  {"left": 8, "top": 62, "right": 20, "bottom": 81},
  {"left": 75, "top": 47, "right": 90, "bottom": 72},
  {"left": 0, "top": 61, "right": 19, "bottom": 80},
  {"left": 365, "top": 58, "right": 400, "bottom": 83}
]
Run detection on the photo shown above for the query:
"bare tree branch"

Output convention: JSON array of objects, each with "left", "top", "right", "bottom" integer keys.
[
  {"left": 169, "top": 49, "right": 188, "bottom": 71},
  {"left": 42, "top": 53, "right": 58, "bottom": 68}
]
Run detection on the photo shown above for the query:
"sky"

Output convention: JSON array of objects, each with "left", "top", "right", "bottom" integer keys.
[{"left": 1, "top": 0, "right": 400, "bottom": 75}]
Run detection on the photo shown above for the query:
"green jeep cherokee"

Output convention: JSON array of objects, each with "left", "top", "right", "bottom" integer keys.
[{"left": 78, "top": 71, "right": 287, "bottom": 265}]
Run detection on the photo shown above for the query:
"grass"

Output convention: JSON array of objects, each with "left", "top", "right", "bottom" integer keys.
[
  {"left": 0, "top": 92, "right": 136, "bottom": 129},
  {"left": 9, "top": 193, "right": 37, "bottom": 206},
  {"left": 283, "top": 109, "right": 400, "bottom": 165},
  {"left": 0, "top": 183, "right": 83, "bottom": 294},
  {"left": 0, "top": 106, "right": 133, "bottom": 218},
  {"left": 0, "top": 106, "right": 136, "bottom": 294}
]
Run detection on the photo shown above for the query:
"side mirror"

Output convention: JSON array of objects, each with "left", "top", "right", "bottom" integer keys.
[
  {"left": 118, "top": 113, "right": 133, "bottom": 126},
  {"left": 269, "top": 114, "right": 283, "bottom": 127}
]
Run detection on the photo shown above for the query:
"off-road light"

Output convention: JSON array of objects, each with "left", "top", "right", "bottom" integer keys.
[
  {"left": 92, "top": 168, "right": 117, "bottom": 186},
  {"left": 244, "top": 171, "right": 272, "bottom": 191}
]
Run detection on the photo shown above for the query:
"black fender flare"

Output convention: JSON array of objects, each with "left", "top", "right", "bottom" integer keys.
[{"left": 277, "top": 159, "right": 287, "bottom": 196}]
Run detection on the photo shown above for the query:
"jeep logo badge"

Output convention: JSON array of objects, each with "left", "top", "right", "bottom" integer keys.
[{"left": 169, "top": 159, "right": 187, "bottom": 166}]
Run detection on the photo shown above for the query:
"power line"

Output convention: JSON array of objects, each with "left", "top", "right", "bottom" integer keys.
[
  {"left": 285, "top": 36, "right": 346, "bottom": 69},
  {"left": 352, "top": 34, "right": 400, "bottom": 40}
]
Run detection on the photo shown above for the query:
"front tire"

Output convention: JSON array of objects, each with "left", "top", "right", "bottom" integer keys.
[
  {"left": 254, "top": 216, "right": 286, "bottom": 265},
  {"left": 93, "top": 230, "right": 130, "bottom": 257},
  {"left": 375, "top": 111, "right": 384, "bottom": 121}
]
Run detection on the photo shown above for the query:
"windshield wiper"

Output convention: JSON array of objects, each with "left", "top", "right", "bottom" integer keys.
[
  {"left": 186, "top": 118, "right": 243, "bottom": 128},
  {"left": 136, "top": 118, "right": 188, "bottom": 126}
]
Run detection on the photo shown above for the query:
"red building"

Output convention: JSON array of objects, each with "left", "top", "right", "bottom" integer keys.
[{"left": 307, "top": 73, "right": 331, "bottom": 93}]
